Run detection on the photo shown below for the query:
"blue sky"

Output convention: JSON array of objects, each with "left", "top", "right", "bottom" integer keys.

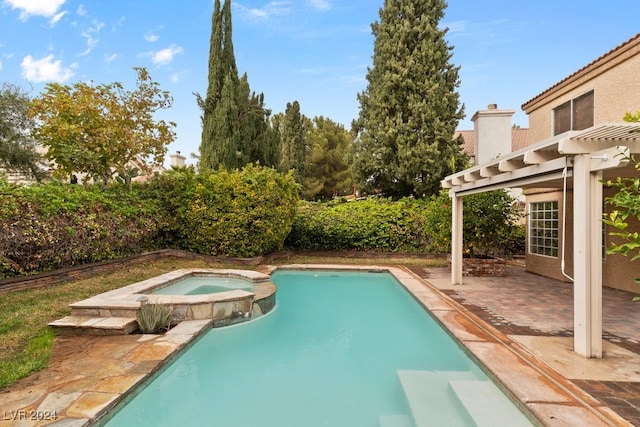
[{"left": 1, "top": 1, "right": 638, "bottom": 167}]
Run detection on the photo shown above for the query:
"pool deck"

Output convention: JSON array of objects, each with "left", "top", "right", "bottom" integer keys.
[{"left": 1, "top": 263, "right": 639, "bottom": 426}]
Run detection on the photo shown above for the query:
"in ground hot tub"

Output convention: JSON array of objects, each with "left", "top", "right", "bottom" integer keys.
[
  {"left": 56, "top": 269, "right": 277, "bottom": 332},
  {"left": 151, "top": 276, "right": 255, "bottom": 295}
]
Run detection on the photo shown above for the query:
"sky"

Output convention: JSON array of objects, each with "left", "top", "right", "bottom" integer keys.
[{"left": 1, "top": 0, "right": 638, "bottom": 167}]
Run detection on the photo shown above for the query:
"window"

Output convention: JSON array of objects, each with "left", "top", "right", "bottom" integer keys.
[
  {"left": 553, "top": 91, "right": 594, "bottom": 135},
  {"left": 529, "top": 201, "right": 559, "bottom": 257}
]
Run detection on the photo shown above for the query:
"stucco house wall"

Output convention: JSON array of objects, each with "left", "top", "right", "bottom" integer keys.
[
  {"left": 523, "top": 35, "right": 640, "bottom": 142},
  {"left": 521, "top": 34, "right": 640, "bottom": 293}
]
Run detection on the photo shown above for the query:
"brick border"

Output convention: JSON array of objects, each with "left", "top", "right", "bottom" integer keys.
[
  {"left": 0, "top": 249, "right": 444, "bottom": 294},
  {"left": 0, "top": 249, "right": 265, "bottom": 294}
]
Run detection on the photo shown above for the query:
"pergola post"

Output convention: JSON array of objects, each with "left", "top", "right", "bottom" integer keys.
[
  {"left": 451, "top": 192, "right": 463, "bottom": 285},
  {"left": 572, "top": 154, "right": 603, "bottom": 358}
]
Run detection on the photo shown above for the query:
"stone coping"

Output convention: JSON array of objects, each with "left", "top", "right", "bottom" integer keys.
[
  {"left": 69, "top": 269, "right": 272, "bottom": 310},
  {"left": 3, "top": 264, "right": 631, "bottom": 426}
]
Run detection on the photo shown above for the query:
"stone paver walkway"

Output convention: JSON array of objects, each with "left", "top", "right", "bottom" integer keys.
[
  {"left": 0, "top": 320, "right": 210, "bottom": 427},
  {"left": 415, "top": 265, "right": 640, "bottom": 426}
]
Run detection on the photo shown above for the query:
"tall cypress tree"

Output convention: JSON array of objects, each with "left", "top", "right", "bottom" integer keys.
[
  {"left": 279, "top": 101, "right": 307, "bottom": 183},
  {"left": 199, "top": 0, "right": 278, "bottom": 172},
  {"left": 201, "top": 0, "right": 226, "bottom": 171},
  {"left": 351, "top": 0, "right": 467, "bottom": 198}
]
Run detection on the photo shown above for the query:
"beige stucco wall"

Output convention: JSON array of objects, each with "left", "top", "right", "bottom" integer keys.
[
  {"left": 525, "top": 165, "right": 640, "bottom": 294},
  {"left": 521, "top": 37, "right": 640, "bottom": 294},
  {"left": 525, "top": 43, "right": 640, "bottom": 142}
]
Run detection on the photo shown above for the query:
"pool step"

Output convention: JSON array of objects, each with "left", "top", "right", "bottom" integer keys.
[
  {"left": 49, "top": 315, "right": 138, "bottom": 335},
  {"left": 397, "top": 370, "right": 476, "bottom": 427},
  {"left": 378, "top": 414, "right": 413, "bottom": 427},
  {"left": 397, "top": 370, "right": 531, "bottom": 427},
  {"left": 448, "top": 380, "right": 531, "bottom": 427}
]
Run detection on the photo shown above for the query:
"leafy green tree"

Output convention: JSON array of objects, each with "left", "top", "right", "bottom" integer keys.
[
  {"left": 603, "top": 112, "right": 640, "bottom": 286},
  {"left": 303, "top": 116, "right": 353, "bottom": 200},
  {"left": 352, "top": 0, "right": 467, "bottom": 198},
  {"left": 0, "top": 83, "right": 46, "bottom": 181},
  {"left": 199, "top": 0, "right": 278, "bottom": 171},
  {"left": 29, "top": 68, "right": 175, "bottom": 188}
]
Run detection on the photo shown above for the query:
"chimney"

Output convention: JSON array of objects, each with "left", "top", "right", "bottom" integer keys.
[
  {"left": 169, "top": 151, "right": 186, "bottom": 167},
  {"left": 471, "top": 104, "right": 515, "bottom": 165}
]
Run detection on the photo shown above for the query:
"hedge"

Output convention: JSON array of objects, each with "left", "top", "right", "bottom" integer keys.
[
  {"left": 0, "top": 179, "right": 161, "bottom": 278},
  {"left": 180, "top": 166, "right": 299, "bottom": 257},
  {"left": 285, "top": 197, "right": 436, "bottom": 253},
  {"left": 285, "top": 191, "right": 525, "bottom": 256},
  {"left": 0, "top": 165, "right": 300, "bottom": 278}
]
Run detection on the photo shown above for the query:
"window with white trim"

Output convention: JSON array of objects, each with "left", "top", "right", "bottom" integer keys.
[{"left": 529, "top": 201, "right": 559, "bottom": 257}]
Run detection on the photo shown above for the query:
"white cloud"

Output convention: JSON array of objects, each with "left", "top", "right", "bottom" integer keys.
[
  {"left": 78, "top": 20, "right": 104, "bottom": 56},
  {"left": 5, "top": 0, "right": 66, "bottom": 20},
  {"left": 49, "top": 10, "right": 67, "bottom": 26},
  {"left": 306, "top": 0, "right": 331, "bottom": 12},
  {"left": 144, "top": 32, "right": 159, "bottom": 43},
  {"left": 104, "top": 53, "right": 120, "bottom": 63},
  {"left": 170, "top": 71, "right": 188, "bottom": 83},
  {"left": 234, "top": 1, "right": 292, "bottom": 21},
  {"left": 0, "top": 61, "right": 3, "bottom": 71},
  {"left": 79, "top": 33, "right": 98, "bottom": 56},
  {"left": 21, "top": 54, "right": 75, "bottom": 82},
  {"left": 76, "top": 4, "right": 86, "bottom": 16},
  {"left": 86, "top": 19, "right": 104, "bottom": 33},
  {"left": 150, "top": 44, "right": 183, "bottom": 66}
]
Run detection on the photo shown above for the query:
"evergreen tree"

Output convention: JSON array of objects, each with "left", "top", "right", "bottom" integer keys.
[
  {"left": 238, "top": 74, "right": 280, "bottom": 168},
  {"left": 303, "top": 117, "right": 353, "bottom": 200},
  {"left": 352, "top": 0, "right": 467, "bottom": 198},
  {"left": 278, "top": 101, "right": 307, "bottom": 183},
  {"left": 199, "top": 0, "right": 277, "bottom": 171}
]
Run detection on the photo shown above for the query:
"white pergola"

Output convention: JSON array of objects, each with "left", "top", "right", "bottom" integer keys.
[{"left": 441, "top": 123, "right": 640, "bottom": 358}]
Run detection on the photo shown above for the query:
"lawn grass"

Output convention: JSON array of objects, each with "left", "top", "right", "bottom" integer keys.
[{"left": 0, "top": 253, "right": 446, "bottom": 390}]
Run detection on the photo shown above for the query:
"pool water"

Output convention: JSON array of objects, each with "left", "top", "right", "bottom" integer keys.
[
  {"left": 104, "top": 270, "right": 532, "bottom": 426},
  {"left": 150, "top": 276, "right": 254, "bottom": 295}
]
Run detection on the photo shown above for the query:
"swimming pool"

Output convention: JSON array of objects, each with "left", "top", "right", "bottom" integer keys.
[{"left": 102, "top": 270, "right": 532, "bottom": 426}]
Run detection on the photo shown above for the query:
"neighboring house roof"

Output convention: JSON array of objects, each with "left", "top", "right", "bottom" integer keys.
[
  {"left": 454, "top": 128, "right": 532, "bottom": 157},
  {"left": 454, "top": 130, "right": 474, "bottom": 156},
  {"left": 521, "top": 32, "right": 640, "bottom": 112}
]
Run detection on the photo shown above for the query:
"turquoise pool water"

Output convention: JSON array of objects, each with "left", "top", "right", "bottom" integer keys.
[
  {"left": 150, "top": 276, "right": 254, "bottom": 295},
  {"left": 105, "top": 270, "right": 531, "bottom": 426}
]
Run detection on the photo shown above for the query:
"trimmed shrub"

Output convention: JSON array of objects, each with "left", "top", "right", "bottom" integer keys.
[
  {"left": 286, "top": 197, "right": 434, "bottom": 252},
  {"left": 154, "top": 165, "right": 300, "bottom": 258},
  {"left": 286, "top": 190, "right": 524, "bottom": 256},
  {"left": 0, "top": 178, "right": 161, "bottom": 278}
]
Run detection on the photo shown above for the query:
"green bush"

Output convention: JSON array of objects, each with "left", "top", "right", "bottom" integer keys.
[
  {"left": 412, "top": 190, "right": 524, "bottom": 256},
  {"left": 171, "top": 165, "right": 299, "bottom": 257},
  {"left": 286, "top": 191, "right": 524, "bottom": 256},
  {"left": 286, "top": 197, "right": 435, "bottom": 252},
  {"left": 135, "top": 166, "right": 199, "bottom": 248},
  {"left": 0, "top": 179, "right": 161, "bottom": 278},
  {"left": 0, "top": 165, "right": 299, "bottom": 278}
]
